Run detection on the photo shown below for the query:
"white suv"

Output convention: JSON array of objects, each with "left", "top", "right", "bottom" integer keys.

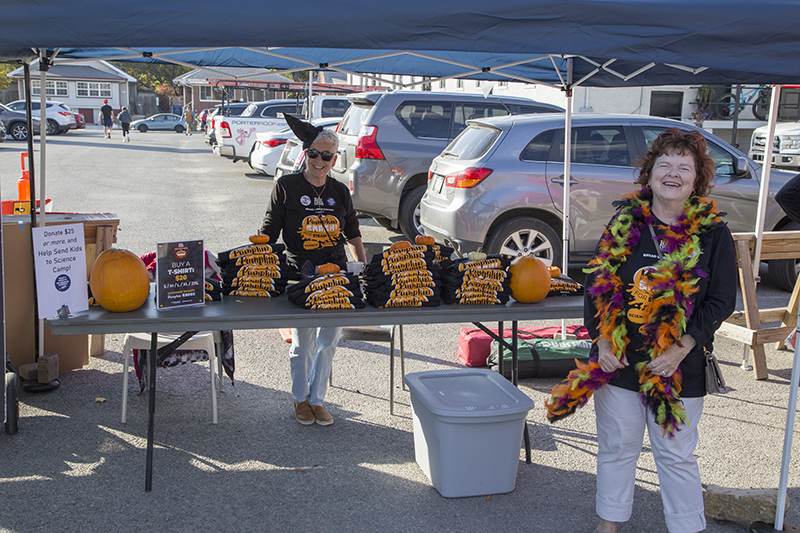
[{"left": 5, "top": 100, "right": 76, "bottom": 135}]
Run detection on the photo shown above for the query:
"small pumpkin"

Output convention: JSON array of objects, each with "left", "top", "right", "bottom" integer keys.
[
  {"left": 89, "top": 248, "right": 151, "bottom": 312},
  {"left": 249, "top": 234, "right": 270, "bottom": 244},
  {"left": 508, "top": 256, "right": 551, "bottom": 303},
  {"left": 317, "top": 263, "right": 340, "bottom": 274},
  {"left": 390, "top": 241, "right": 413, "bottom": 251},
  {"left": 415, "top": 235, "right": 435, "bottom": 246},
  {"left": 549, "top": 265, "right": 562, "bottom": 278}
]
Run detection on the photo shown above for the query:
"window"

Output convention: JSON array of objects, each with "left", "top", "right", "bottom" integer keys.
[
  {"left": 76, "top": 82, "right": 111, "bottom": 98},
  {"left": 649, "top": 91, "right": 684, "bottom": 119},
  {"left": 200, "top": 86, "right": 216, "bottom": 101},
  {"left": 31, "top": 80, "right": 67, "bottom": 97},
  {"left": 442, "top": 125, "right": 500, "bottom": 160},
  {"left": 451, "top": 103, "right": 509, "bottom": 138},
  {"left": 456, "top": 79, "right": 464, "bottom": 89},
  {"left": 642, "top": 126, "right": 735, "bottom": 176},
  {"left": 558, "top": 126, "right": 630, "bottom": 166},
  {"left": 320, "top": 99, "right": 350, "bottom": 118},
  {"left": 261, "top": 105, "right": 299, "bottom": 118},
  {"left": 395, "top": 101, "right": 453, "bottom": 138},
  {"left": 521, "top": 130, "right": 556, "bottom": 161},
  {"left": 499, "top": 81, "right": 509, "bottom": 87},
  {"left": 439, "top": 80, "right": 446, "bottom": 89}
]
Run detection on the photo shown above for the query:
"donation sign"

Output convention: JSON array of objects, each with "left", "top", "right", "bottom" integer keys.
[
  {"left": 31, "top": 223, "right": 88, "bottom": 317},
  {"left": 156, "top": 240, "right": 204, "bottom": 309}
]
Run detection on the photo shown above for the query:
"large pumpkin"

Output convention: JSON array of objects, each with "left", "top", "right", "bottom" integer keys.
[
  {"left": 89, "top": 248, "right": 151, "bottom": 312},
  {"left": 508, "top": 256, "right": 551, "bottom": 303}
]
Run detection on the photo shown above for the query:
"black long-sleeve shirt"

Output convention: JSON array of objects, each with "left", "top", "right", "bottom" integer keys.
[
  {"left": 583, "top": 219, "right": 737, "bottom": 396},
  {"left": 259, "top": 172, "right": 361, "bottom": 276},
  {"left": 776, "top": 173, "right": 800, "bottom": 225}
]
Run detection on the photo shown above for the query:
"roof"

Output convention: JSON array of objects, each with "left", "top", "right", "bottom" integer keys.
[{"left": 9, "top": 64, "right": 131, "bottom": 81}]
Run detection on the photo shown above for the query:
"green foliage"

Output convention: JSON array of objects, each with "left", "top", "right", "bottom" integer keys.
[
  {"left": 110, "top": 61, "right": 190, "bottom": 90},
  {"left": 0, "top": 63, "right": 16, "bottom": 90}
]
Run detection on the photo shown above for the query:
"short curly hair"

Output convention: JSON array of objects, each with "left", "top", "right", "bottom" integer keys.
[{"left": 634, "top": 128, "right": 715, "bottom": 198}]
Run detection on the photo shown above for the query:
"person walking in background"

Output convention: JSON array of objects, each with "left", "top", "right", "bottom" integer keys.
[
  {"left": 547, "top": 128, "right": 737, "bottom": 533},
  {"left": 183, "top": 105, "right": 194, "bottom": 136},
  {"left": 100, "top": 99, "right": 114, "bottom": 139},
  {"left": 118, "top": 106, "right": 131, "bottom": 142}
]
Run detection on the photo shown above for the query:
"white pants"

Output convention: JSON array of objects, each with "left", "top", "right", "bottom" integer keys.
[
  {"left": 289, "top": 327, "right": 341, "bottom": 405},
  {"left": 594, "top": 385, "right": 705, "bottom": 533}
]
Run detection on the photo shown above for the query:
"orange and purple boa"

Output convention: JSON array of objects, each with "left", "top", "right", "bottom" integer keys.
[{"left": 545, "top": 188, "right": 722, "bottom": 437}]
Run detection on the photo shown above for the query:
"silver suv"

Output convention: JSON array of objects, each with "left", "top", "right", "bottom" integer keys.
[
  {"left": 331, "top": 90, "right": 562, "bottom": 240},
  {"left": 421, "top": 113, "right": 800, "bottom": 290}
]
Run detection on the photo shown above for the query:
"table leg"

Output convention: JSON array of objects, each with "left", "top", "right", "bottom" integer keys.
[
  {"left": 390, "top": 329, "right": 395, "bottom": 415},
  {"left": 511, "top": 321, "right": 532, "bottom": 464},
  {"left": 145, "top": 332, "right": 157, "bottom": 492}
]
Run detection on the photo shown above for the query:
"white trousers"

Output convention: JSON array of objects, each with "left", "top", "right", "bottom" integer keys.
[
  {"left": 594, "top": 385, "right": 705, "bottom": 533},
  {"left": 289, "top": 327, "right": 342, "bottom": 405}
]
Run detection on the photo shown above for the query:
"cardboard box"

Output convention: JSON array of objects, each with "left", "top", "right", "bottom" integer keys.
[{"left": 3, "top": 214, "right": 119, "bottom": 371}]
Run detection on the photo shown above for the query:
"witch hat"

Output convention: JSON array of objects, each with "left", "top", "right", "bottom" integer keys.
[{"left": 284, "top": 113, "right": 324, "bottom": 149}]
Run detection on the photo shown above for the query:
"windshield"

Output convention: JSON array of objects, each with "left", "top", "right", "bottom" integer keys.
[
  {"left": 0, "top": 103, "right": 9, "bottom": 112},
  {"left": 442, "top": 125, "right": 501, "bottom": 160}
]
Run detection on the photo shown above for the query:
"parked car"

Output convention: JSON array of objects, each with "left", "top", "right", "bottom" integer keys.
[
  {"left": 749, "top": 119, "right": 800, "bottom": 170},
  {"left": 5, "top": 100, "right": 76, "bottom": 135},
  {"left": 330, "top": 90, "right": 563, "bottom": 240},
  {"left": 421, "top": 112, "right": 800, "bottom": 290},
  {"left": 204, "top": 102, "right": 250, "bottom": 146},
  {"left": 259, "top": 117, "right": 341, "bottom": 177},
  {"left": 74, "top": 112, "right": 86, "bottom": 129},
  {"left": 131, "top": 113, "right": 188, "bottom": 133},
  {"left": 0, "top": 120, "right": 6, "bottom": 143},
  {"left": 0, "top": 103, "right": 41, "bottom": 141}
]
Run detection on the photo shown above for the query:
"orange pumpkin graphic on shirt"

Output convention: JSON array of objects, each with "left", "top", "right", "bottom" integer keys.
[
  {"left": 299, "top": 215, "right": 341, "bottom": 250},
  {"left": 627, "top": 266, "right": 658, "bottom": 324}
]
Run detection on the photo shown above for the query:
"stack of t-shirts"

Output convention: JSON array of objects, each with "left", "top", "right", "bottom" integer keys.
[
  {"left": 362, "top": 245, "right": 442, "bottom": 308},
  {"left": 204, "top": 277, "right": 223, "bottom": 301},
  {"left": 441, "top": 256, "right": 512, "bottom": 305},
  {"left": 430, "top": 244, "right": 455, "bottom": 267},
  {"left": 286, "top": 271, "right": 365, "bottom": 309},
  {"left": 217, "top": 243, "right": 289, "bottom": 297}
]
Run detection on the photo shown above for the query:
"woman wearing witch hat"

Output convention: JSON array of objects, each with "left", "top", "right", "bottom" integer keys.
[{"left": 259, "top": 114, "right": 366, "bottom": 426}]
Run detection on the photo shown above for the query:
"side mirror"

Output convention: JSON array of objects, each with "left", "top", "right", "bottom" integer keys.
[{"left": 733, "top": 156, "right": 750, "bottom": 177}]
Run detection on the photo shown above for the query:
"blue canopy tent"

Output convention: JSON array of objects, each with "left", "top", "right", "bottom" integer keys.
[{"left": 3, "top": 0, "right": 800, "bottom": 525}]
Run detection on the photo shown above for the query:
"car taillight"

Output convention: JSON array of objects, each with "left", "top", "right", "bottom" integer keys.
[
  {"left": 444, "top": 168, "right": 493, "bottom": 189},
  {"left": 355, "top": 125, "right": 384, "bottom": 159},
  {"left": 58, "top": 111, "right": 71, "bottom": 117},
  {"left": 428, "top": 170, "right": 434, "bottom": 181},
  {"left": 220, "top": 121, "right": 231, "bottom": 138},
  {"left": 263, "top": 138, "right": 287, "bottom": 147}
]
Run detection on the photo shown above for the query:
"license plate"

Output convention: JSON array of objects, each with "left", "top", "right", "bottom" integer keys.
[{"left": 432, "top": 175, "right": 444, "bottom": 194}]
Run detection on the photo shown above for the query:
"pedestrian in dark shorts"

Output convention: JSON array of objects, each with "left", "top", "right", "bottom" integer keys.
[
  {"left": 118, "top": 106, "right": 131, "bottom": 142},
  {"left": 100, "top": 99, "right": 114, "bottom": 139}
]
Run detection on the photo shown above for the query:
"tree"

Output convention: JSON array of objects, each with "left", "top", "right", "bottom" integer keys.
[
  {"left": 154, "top": 83, "right": 177, "bottom": 112},
  {"left": 0, "top": 63, "right": 17, "bottom": 90},
  {"left": 110, "top": 61, "right": 190, "bottom": 91}
]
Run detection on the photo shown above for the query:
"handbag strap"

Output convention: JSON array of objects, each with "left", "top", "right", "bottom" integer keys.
[{"left": 648, "top": 223, "right": 664, "bottom": 261}]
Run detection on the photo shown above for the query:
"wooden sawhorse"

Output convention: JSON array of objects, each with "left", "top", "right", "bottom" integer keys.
[{"left": 717, "top": 231, "right": 800, "bottom": 379}]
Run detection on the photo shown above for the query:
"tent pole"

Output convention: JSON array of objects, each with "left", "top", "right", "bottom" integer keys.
[
  {"left": 752, "top": 85, "right": 782, "bottom": 279},
  {"left": 37, "top": 49, "right": 48, "bottom": 363},
  {"left": 22, "top": 62, "right": 40, "bottom": 361},
  {"left": 560, "top": 59, "right": 573, "bottom": 340}
]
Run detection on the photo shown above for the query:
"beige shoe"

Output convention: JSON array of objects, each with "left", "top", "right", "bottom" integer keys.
[
  {"left": 310, "top": 404, "right": 333, "bottom": 426},
  {"left": 294, "top": 401, "right": 314, "bottom": 425}
]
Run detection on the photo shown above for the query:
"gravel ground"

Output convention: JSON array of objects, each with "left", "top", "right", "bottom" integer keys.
[{"left": 1, "top": 128, "right": 800, "bottom": 532}]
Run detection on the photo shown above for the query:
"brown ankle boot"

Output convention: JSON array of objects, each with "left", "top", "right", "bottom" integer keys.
[
  {"left": 294, "top": 401, "right": 314, "bottom": 425},
  {"left": 310, "top": 404, "right": 333, "bottom": 426}
]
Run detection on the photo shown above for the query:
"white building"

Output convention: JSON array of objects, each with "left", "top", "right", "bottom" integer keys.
[{"left": 10, "top": 60, "right": 136, "bottom": 124}]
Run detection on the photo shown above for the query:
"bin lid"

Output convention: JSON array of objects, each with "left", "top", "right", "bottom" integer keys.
[{"left": 404, "top": 368, "right": 534, "bottom": 418}]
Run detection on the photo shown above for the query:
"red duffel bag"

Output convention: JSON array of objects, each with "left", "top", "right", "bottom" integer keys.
[{"left": 456, "top": 324, "right": 590, "bottom": 367}]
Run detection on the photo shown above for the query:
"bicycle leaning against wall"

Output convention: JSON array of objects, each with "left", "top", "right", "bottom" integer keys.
[{"left": 713, "top": 85, "right": 770, "bottom": 121}]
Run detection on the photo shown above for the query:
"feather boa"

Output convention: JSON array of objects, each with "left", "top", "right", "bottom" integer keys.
[{"left": 545, "top": 188, "right": 722, "bottom": 437}]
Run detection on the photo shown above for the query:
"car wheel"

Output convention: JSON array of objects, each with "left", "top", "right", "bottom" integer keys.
[
  {"left": 5, "top": 370, "right": 19, "bottom": 435},
  {"left": 398, "top": 185, "right": 426, "bottom": 240},
  {"left": 45, "top": 119, "right": 59, "bottom": 136},
  {"left": 138, "top": 124, "right": 148, "bottom": 133},
  {"left": 769, "top": 221, "right": 800, "bottom": 292},
  {"left": 9, "top": 122, "right": 28, "bottom": 141},
  {"left": 175, "top": 124, "right": 185, "bottom": 133},
  {"left": 484, "top": 216, "right": 562, "bottom": 268}
]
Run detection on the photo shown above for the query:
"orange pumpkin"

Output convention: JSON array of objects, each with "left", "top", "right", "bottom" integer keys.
[
  {"left": 390, "top": 241, "right": 413, "bottom": 251},
  {"left": 508, "top": 256, "right": 551, "bottom": 303},
  {"left": 549, "top": 266, "right": 562, "bottom": 278},
  {"left": 249, "top": 234, "right": 270, "bottom": 244},
  {"left": 317, "top": 263, "right": 340, "bottom": 274},
  {"left": 89, "top": 248, "right": 151, "bottom": 312},
  {"left": 415, "top": 235, "right": 435, "bottom": 246}
]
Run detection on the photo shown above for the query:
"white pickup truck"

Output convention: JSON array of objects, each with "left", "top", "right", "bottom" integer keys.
[
  {"left": 749, "top": 119, "right": 800, "bottom": 170},
  {"left": 213, "top": 96, "right": 350, "bottom": 162}
]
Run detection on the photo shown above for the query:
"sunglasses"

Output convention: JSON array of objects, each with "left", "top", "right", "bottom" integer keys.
[{"left": 306, "top": 149, "right": 335, "bottom": 162}]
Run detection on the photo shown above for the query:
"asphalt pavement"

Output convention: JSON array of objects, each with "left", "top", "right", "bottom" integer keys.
[{"left": 1, "top": 127, "right": 800, "bottom": 532}]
